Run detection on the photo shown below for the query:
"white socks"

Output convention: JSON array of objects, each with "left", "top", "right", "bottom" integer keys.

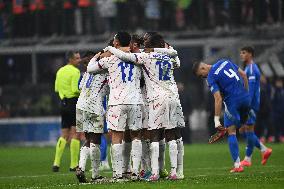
[
  {"left": 112, "top": 143, "right": 123, "bottom": 178},
  {"left": 90, "top": 143, "right": 100, "bottom": 178},
  {"left": 132, "top": 139, "right": 142, "bottom": 174},
  {"left": 141, "top": 139, "right": 151, "bottom": 171},
  {"left": 79, "top": 146, "right": 90, "bottom": 172},
  {"left": 260, "top": 142, "right": 267, "bottom": 153},
  {"left": 159, "top": 139, "right": 166, "bottom": 171},
  {"left": 151, "top": 142, "right": 159, "bottom": 175},
  {"left": 234, "top": 157, "right": 241, "bottom": 168},
  {"left": 168, "top": 140, "right": 178, "bottom": 175},
  {"left": 244, "top": 155, "right": 252, "bottom": 162},
  {"left": 122, "top": 142, "right": 132, "bottom": 173},
  {"left": 176, "top": 137, "right": 184, "bottom": 175}
]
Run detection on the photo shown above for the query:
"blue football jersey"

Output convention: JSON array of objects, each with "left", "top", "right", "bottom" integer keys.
[
  {"left": 245, "top": 62, "right": 260, "bottom": 111},
  {"left": 207, "top": 59, "right": 249, "bottom": 103}
]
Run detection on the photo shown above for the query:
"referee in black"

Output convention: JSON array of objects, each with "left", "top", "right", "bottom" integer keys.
[{"left": 52, "top": 51, "right": 81, "bottom": 172}]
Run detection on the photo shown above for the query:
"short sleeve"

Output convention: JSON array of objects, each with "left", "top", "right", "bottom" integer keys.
[{"left": 207, "top": 73, "right": 219, "bottom": 94}]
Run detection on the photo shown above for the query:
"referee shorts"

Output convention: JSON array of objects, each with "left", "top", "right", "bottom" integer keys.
[{"left": 61, "top": 97, "right": 78, "bottom": 129}]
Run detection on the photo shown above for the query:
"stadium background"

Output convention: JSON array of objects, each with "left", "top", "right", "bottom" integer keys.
[{"left": 0, "top": 0, "right": 284, "bottom": 145}]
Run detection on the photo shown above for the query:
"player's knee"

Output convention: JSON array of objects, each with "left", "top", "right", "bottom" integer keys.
[
  {"left": 130, "top": 130, "right": 141, "bottom": 140},
  {"left": 165, "top": 128, "right": 176, "bottom": 142},
  {"left": 111, "top": 130, "right": 123, "bottom": 144},
  {"left": 227, "top": 125, "right": 237, "bottom": 135}
]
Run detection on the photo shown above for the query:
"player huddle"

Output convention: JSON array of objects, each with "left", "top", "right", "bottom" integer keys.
[{"left": 75, "top": 32, "right": 185, "bottom": 183}]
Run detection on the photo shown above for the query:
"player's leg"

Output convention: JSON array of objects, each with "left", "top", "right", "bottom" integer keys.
[
  {"left": 76, "top": 132, "right": 90, "bottom": 183},
  {"left": 52, "top": 128, "right": 69, "bottom": 172},
  {"left": 141, "top": 128, "right": 151, "bottom": 178},
  {"left": 99, "top": 134, "right": 111, "bottom": 171},
  {"left": 147, "top": 99, "right": 169, "bottom": 181},
  {"left": 149, "top": 129, "right": 162, "bottom": 180},
  {"left": 70, "top": 126, "right": 81, "bottom": 171},
  {"left": 122, "top": 130, "right": 132, "bottom": 178},
  {"left": 108, "top": 105, "right": 126, "bottom": 180},
  {"left": 227, "top": 125, "right": 243, "bottom": 172},
  {"left": 158, "top": 130, "right": 166, "bottom": 178},
  {"left": 176, "top": 128, "right": 184, "bottom": 179},
  {"left": 128, "top": 104, "right": 143, "bottom": 180},
  {"left": 240, "top": 110, "right": 272, "bottom": 166},
  {"left": 89, "top": 132, "right": 103, "bottom": 181},
  {"left": 165, "top": 128, "right": 178, "bottom": 180}
]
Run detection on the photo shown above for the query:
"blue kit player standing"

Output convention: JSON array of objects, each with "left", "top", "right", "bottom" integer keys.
[
  {"left": 193, "top": 58, "right": 250, "bottom": 172},
  {"left": 239, "top": 46, "right": 272, "bottom": 167}
]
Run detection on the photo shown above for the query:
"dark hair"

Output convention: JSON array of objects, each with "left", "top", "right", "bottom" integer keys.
[
  {"left": 82, "top": 51, "right": 96, "bottom": 58},
  {"left": 108, "top": 38, "right": 114, "bottom": 47},
  {"left": 241, "top": 46, "right": 255, "bottom": 57},
  {"left": 192, "top": 60, "right": 201, "bottom": 75},
  {"left": 144, "top": 31, "right": 157, "bottom": 40},
  {"left": 145, "top": 33, "right": 165, "bottom": 48},
  {"left": 131, "top": 34, "right": 144, "bottom": 47},
  {"left": 114, "top": 32, "right": 131, "bottom": 47},
  {"left": 66, "top": 51, "right": 79, "bottom": 61}
]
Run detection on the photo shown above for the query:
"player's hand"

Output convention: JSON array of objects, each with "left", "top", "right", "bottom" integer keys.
[
  {"left": 94, "top": 52, "right": 102, "bottom": 59},
  {"left": 143, "top": 48, "right": 154, "bottom": 53},
  {"left": 208, "top": 126, "right": 227, "bottom": 144}
]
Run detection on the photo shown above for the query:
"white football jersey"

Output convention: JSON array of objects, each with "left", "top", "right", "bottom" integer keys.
[
  {"left": 106, "top": 47, "right": 180, "bottom": 102},
  {"left": 76, "top": 72, "right": 109, "bottom": 115},
  {"left": 88, "top": 55, "right": 143, "bottom": 106},
  {"left": 136, "top": 52, "right": 178, "bottom": 101}
]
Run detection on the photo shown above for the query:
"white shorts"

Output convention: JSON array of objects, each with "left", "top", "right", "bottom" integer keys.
[
  {"left": 76, "top": 108, "right": 104, "bottom": 133},
  {"left": 148, "top": 98, "right": 170, "bottom": 130},
  {"left": 142, "top": 104, "right": 149, "bottom": 129},
  {"left": 166, "top": 99, "right": 185, "bottom": 130},
  {"left": 107, "top": 104, "right": 142, "bottom": 132}
]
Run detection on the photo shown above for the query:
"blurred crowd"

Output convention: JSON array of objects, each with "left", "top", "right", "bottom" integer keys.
[{"left": 0, "top": 0, "right": 283, "bottom": 38}]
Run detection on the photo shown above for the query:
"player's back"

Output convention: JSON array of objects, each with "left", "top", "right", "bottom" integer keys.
[
  {"left": 208, "top": 59, "right": 249, "bottom": 103},
  {"left": 139, "top": 52, "right": 177, "bottom": 101},
  {"left": 104, "top": 55, "right": 143, "bottom": 106},
  {"left": 245, "top": 63, "right": 260, "bottom": 111},
  {"left": 76, "top": 72, "right": 108, "bottom": 115}
]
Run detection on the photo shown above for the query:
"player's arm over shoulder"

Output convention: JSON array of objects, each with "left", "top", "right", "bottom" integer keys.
[
  {"left": 237, "top": 67, "right": 249, "bottom": 91},
  {"left": 105, "top": 46, "right": 137, "bottom": 63},
  {"left": 87, "top": 52, "right": 109, "bottom": 73}
]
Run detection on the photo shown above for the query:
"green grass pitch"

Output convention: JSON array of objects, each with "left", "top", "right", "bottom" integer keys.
[{"left": 0, "top": 143, "right": 283, "bottom": 189}]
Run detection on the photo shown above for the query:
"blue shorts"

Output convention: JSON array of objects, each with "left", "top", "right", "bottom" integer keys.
[
  {"left": 245, "top": 109, "right": 257, "bottom": 125},
  {"left": 223, "top": 98, "right": 250, "bottom": 128}
]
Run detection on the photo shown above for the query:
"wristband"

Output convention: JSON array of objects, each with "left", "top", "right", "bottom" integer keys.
[{"left": 214, "top": 116, "right": 221, "bottom": 128}]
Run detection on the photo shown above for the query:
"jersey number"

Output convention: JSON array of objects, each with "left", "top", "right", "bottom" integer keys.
[
  {"left": 118, "top": 62, "right": 134, "bottom": 83},
  {"left": 156, "top": 61, "right": 171, "bottom": 81},
  {"left": 86, "top": 75, "right": 94, "bottom": 88},
  {"left": 224, "top": 69, "right": 240, "bottom": 81}
]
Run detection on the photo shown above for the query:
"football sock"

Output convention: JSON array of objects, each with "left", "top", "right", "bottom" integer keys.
[
  {"left": 132, "top": 139, "right": 142, "bottom": 174},
  {"left": 228, "top": 134, "right": 240, "bottom": 168},
  {"left": 112, "top": 143, "right": 123, "bottom": 178},
  {"left": 70, "top": 138, "right": 80, "bottom": 169},
  {"left": 177, "top": 137, "right": 184, "bottom": 175},
  {"left": 259, "top": 142, "right": 268, "bottom": 153},
  {"left": 141, "top": 139, "right": 151, "bottom": 171},
  {"left": 122, "top": 141, "right": 131, "bottom": 173},
  {"left": 100, "top": 135, "right": 108, "bottom": 161},
  {"left": 90, "top": 143, "right": 100, "bottom": 178},
  {"left": 79, "top": 146, "right": 90, "bottom": 171},
  {"left": 151, "top": 142, "right": 159, "bottom": 175},
  {"left": 53, "top": 137, "right": 67, "bottom": 167},
  {"left": 168, "top": 140, "right": 178, "bottom": 175},
  {"left": 159, "top": 139, "right": 166, "bottom": 171},
  {"left": 245, "top": 131, "right": 255, "bottom": 157}
]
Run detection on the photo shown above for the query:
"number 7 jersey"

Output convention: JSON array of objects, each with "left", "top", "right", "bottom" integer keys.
[{"left": 96, "top": 55, "right": 143, "bottom": 106}]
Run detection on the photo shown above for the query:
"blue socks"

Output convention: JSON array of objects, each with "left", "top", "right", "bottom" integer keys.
[
  {"left": 228, "top": 134, "right": 239, "bottom": 162},
  {"left": 100, "top": 135, "right": 108, "bottom": 161},
  {"left": 245, "top": 132, "right": 255, "bottom": 157}
]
